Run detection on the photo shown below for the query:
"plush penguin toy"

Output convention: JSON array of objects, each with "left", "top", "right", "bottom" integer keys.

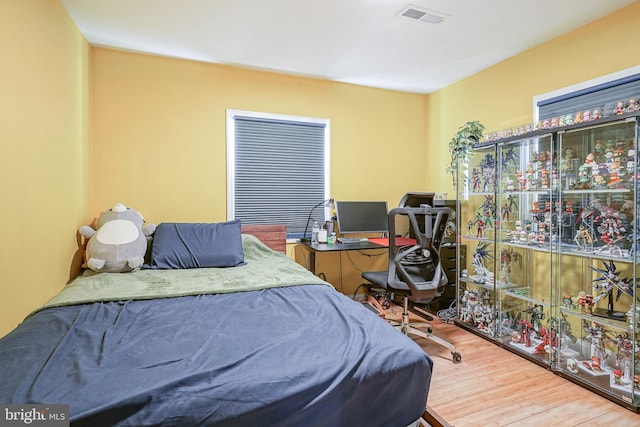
[{"left": 79, "top": 203, "right": 156, "bottom": 273}]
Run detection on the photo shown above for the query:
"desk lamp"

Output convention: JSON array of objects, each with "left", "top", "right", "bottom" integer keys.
[{"left": 300, "top": 198, "right": 334, "bottom": 242}]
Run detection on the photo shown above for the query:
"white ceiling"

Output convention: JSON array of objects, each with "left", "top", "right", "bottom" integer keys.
[{"left": 60, "top": 0, "right": 636, "bottom": 94}]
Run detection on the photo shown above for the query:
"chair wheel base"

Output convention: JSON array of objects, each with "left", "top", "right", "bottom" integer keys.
[{"left": 452, "top": 352, "right": 462, "bottom": 363}]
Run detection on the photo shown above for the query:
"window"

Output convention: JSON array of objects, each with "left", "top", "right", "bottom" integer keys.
[
  {"left": 534, "top": 66, "right": 640, "bottom": 121},
  {"left": 226, "top": 110, "right": 330, "bottom": 239}
]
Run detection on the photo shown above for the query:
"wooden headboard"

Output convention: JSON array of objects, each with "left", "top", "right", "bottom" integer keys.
[{"left": 241, "top": 224, "right": 287, "bottom": 253}]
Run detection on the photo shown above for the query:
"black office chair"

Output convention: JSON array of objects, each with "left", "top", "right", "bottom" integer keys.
[{"left": 362, "top": 205, "right": 462, "bottom": 363}]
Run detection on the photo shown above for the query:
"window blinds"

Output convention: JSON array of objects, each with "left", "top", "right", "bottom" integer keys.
[
  {"left": 233, "top": 115, "right": 328, "bottom": 237},
  {"left": 538, "top": 73, "right": 640, "bottom": 120}
]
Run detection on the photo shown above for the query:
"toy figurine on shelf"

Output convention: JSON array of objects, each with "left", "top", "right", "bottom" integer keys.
[
  {"left": 523, "top": 304, "right": 545, "bottom": 332},
  {"left": 525, "top": 163, "right": 537, "bottom": 190},
  {"left": 583, "top": 322, "right": 612, "bottom": 366},
  {"left": 614, "top": 142, "right": 626, "bottom": 167},
  {"left": 594, "top": 203, "right": 626, "bottom": 256},
  {"left": 574, "top": 111, "right": 583, "bottom": 123},
  {"left": 590, "top": 259, "right": 635, "bottom": 307},
  {"left": 499, "top": 248, "right": 521, "bottom": 285},
  {"left": 592, "top": 170, "right": 606, "bottom": 189},
  {"left": 604, "top": 139, "right": 616, "bottom": 160},
  {"left": 471, "top": 241, "right": 493, "bottom": 284},
  {"left": 567, "top": 113, "right": 577, "bottom": 125},
  {"left": 476, "top": 219, "right": 486, "bottom": 237},
  {"left": 510, "top": 220, "right": 523, "bottom": 243},
  {"left": 474, "top": 305, "right": 494, "bottom": 333},
  {"left": 567, "top": 358, "right": 580, "bottom": 373},
  {"left": 613, "top": 333, "right": 633, "bottom": 380},
  {"left": 532, "top": 151, "right": 541, "bottom": 169},
  {"left": 459, "top": 290, "right": 479, "bottom": 324},
  {"left": 592, "top": 108, "right": 602, "bottom": 120},
  {"left": 613, "top": 369, "right": 623, "bottom": 385},
  {"left": 480, "top": 195, "right": 496, "bottom": 230},
  {"left": 540, "top": 168, "right": 550, "bottom": 189},
  {"left": 594, "top": 139, "right": 604, "bottom": 160},
  {"left": 530, "top": 201, "right": 542, "bottom": 213},
  {"left": 573, "top": 225, "right": 593, "bottom": 251},
  {"left": 608, "top": 172, "right": 624, "bottom": 188},
  {"left": 507, "top": 194, "right": 518, "bottom": 214},
  {"left": 471, "top": 168, "right": 481, "bottom": 192},
  {"left": 559, "top": 115, "right": 567, "bottom": 127},
  {"left": 565, "top": 201, "right": 574, "bottom": 214},
  {"left": 574, "top": 164, "right": 591, "bottom": 189},
  {"left": 517, "top": 320, "right": 534, "bottom": 347},
  {"left": 517, "top": 170, "right": 526, "bottom": 191},
  {"left": 501, "top": 203, "right": 511, "bottom": 221},
  {"left": 576, "top": 198, "right": 602, "bottom": 230},
  {"left": 584, "top": 152, "right": 596, "bottom": 166},
  {"left": 614, "top": 101, "right": 625, "bottom": 115},
  {"left": 511, "top": 331, "right": 519, "bottom": 344},
  {"left": 479, "top": 152, "right": 497, "bottom": 192},
  {"left": 534, "top": 327, "right": 556, "bottom": 355},
  {"left": 501, "top": 146, "right": 519, "bottom": 173},
  {"left": 577, "top": 291, "right": 594, "bottom": 314},
  {"left": 505, "top": 176, "right": 515, "bottom": 191}
]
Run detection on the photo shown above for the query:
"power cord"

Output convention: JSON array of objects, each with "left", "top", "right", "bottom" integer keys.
[
  {"left": 436, "top": 300, "right": 457, "bottom": 323},
  {"left": 352, "top": 283, "right": 372, "bottom": 300}
]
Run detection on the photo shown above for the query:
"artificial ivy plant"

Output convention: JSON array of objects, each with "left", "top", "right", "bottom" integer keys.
[{"left": 446, "top": 120, "right": 485, "bottom": 186}]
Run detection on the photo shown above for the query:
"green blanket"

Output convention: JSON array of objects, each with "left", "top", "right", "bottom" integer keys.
[{"left": 42, "top": 234, "right": 331, "bottom": 310}]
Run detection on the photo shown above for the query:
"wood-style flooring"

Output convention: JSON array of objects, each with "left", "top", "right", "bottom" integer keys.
[{"left": 385, "top": 306, "right": 640, "bottom": 426}]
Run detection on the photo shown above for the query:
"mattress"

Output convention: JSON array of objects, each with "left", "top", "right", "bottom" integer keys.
[{"left": 0, "top": 235, "right": 432, "bottom": 426}]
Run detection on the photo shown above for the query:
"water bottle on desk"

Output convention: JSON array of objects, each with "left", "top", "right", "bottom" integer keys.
[{"left": 311, "top": 221, "right": 320, "bottom": 244}]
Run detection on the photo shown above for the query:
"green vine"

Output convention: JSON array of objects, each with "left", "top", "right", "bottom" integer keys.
[{"left": 446, "top": 120, "right": 485, "bottom": 186}]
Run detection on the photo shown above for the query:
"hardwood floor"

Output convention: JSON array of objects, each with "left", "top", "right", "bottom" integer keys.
[{"left": 386, "top": 307, "right": 640, "bottom": 426}]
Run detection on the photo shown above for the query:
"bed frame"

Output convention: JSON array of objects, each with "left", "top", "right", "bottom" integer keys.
[{"left": 241, "top": 224, "right": 287, "bottom": 253}]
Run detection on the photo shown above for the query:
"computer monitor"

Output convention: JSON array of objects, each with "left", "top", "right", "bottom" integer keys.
[{"left": 335, "top": 201, "right": 389, "bottom": 235}]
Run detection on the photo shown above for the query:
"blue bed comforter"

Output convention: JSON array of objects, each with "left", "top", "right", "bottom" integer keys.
[{"left": 0, "top": 284, "right": 432, "bottom": 426}]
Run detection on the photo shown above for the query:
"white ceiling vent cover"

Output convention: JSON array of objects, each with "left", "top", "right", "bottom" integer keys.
[{"left": 398, "top": 4, "right": 449, "bottom": 24}]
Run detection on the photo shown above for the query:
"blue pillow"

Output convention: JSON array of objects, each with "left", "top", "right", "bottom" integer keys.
[{"left": 147, "top": 221, "right": 245, "bottom": 269}]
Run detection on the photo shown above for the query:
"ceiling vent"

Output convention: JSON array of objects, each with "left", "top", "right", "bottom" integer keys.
[{"left": 398, "top": 4, "right": 448, "bottom": 24}]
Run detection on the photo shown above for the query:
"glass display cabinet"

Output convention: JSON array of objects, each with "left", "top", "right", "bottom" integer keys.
[
  {"left": 496, "top": 134, "right": 555, "bottom": 366},
  {"left": 554, "top": 118, "right": 639, "bottom": 408},
  {"left": 456, "top": 110, "right": 640, "bottom": 411},
  {"left": 456, "top": 143, "right": 498, "bottom": 337}
]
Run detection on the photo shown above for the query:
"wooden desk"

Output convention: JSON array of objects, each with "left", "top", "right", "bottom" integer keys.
[{"left": 298, "top": 240, "right": 387, "bottom": 275}]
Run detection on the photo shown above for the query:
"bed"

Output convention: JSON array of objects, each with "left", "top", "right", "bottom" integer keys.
[{"left": 0, "top": 222, "right": 433, "bottom": 426}]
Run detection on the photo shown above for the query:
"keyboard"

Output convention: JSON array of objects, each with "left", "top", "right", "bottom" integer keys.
[{"left": 338, "top": 237, "right": 369, "bottom": 244}]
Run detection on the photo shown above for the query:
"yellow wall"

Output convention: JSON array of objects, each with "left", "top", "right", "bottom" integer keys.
[
  {"left": 0, "top": 0, "right": 90, "bottom": 337},
  {"left": 427, "top": 2, "right": 640, "bottom": 196},
  {"left": 90, "top": 49, "right": 428, "bottom": 220}
]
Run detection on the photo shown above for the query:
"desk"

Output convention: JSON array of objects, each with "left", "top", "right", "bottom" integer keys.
[{"left": 298, "top": 240, "right": 387, "bottom": 275}]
